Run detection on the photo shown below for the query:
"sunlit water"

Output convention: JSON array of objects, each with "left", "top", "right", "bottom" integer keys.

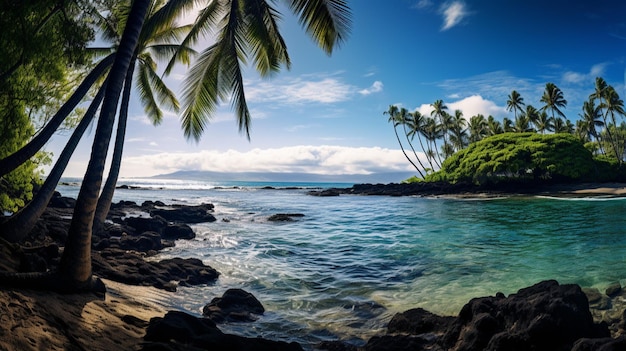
[{"left": 57, "top": 178, "right": 626, "bottom": 348}]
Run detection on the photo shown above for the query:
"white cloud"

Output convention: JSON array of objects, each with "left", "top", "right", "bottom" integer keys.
[
  {"left": 415, "top": 95, "right": 506, "bottom": 119},
  {"left": 119, "top": 145, "right": 416, "bottom": 177},
  {"left": 246, "top": 76, "right": 354, "bottom": 105},
  {"left": 359, "top": 81, "right": 384, "bottom": 95},
  {"left": 414, "top": 0, "right": 433, "bottom": 9},
  {"left": 563, "top": 63, "right": 608, "bottom": 84},
  {"left": 440, "top": 1, "right": 469, "bottom": 31}
]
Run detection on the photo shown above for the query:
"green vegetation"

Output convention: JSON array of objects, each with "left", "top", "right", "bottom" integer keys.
[
  {"left": 425, "top": 133, "right": 596, "bottom": 185},
  {"left": 387, "top": 81, "right": 626, "bottom": 184}
]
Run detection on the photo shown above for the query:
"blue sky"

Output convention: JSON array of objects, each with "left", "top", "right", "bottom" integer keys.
[{"left": 48, "top": 0, "right": 626, "bottom": 179}]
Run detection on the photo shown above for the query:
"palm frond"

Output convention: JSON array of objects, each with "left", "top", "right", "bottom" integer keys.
[
  {"left": 288, "top": 0, "right": 351, "bottom": 54},
  {"left": 244, "top": 0, "right": 291, "bottom": 76},
  {"left": 136, "top": 57, "right": 163, "bottom": 124}
]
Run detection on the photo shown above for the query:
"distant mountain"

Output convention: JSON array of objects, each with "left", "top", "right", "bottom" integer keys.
[{"left": 150, "top": 170, "right": 416, "bottom": 184}]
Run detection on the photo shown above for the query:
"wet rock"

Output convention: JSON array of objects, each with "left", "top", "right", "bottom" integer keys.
[
  {"left": 572, "top": 336, "right": 626, "bottom": 351},
  {"left": 387, "top": 308, "right": 455, "bottom": 335},
  {"left": 308, "top": 189, "right": 341, "bottom": 197},
  {"left": 203, "top": 289, "right": 265, "bottom": 323},
  {"left": 268, "top": 213, "right": 305, "bottom": 222},
  {"left": 47, "top": 192, "right": 76, "bottom": 208},
  {"left": 92, "top": 249, "right": 219, "bottom": 290},
  {"left": 162, "top": 224, "right": 195, "bottom": 240},
  {"left": 117, "top": 231, "right": 164, "bottom": 252},
  {"left": 606, "top": 282, "right": 622, "bottom": 297},
  {"left": 149, "top": 204, "right": 216, "bottom": 223},
  {"left": 143, "top": 310, "right": 303, "bottom": 351}
]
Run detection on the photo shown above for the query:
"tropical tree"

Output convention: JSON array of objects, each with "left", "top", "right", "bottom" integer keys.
[
  {"left": 506, "top": 90, "right": 525, "bottom": 120},
  {"left": 448, "top": 110, "right": 468, "bottom": 151},
  {"left": 430, "top": 99, "right": 449, "bottom": 152},
  {"left": 384, "top": 106, "right": 424, "bottom": 177},
  {"left": 468, "top": 114, "right": 488, "bottom": 143},
  {"left": 579, "top": 99, "right": 603, "bottom": 144},
  {"left": 405, "top": 110, "right": 431, "bottom": 175},
  {"left": 534, "top": 111, "right": 553, "bottom": 134},
  {"left": 486, "top": 115, "right": 503, "bottom": 136},
  {"left": 423, "top": 117, "right": 443, "bottom": 168},
  {"left": 92, "top": 0, "right": 194, "bottom": 233},
  {"left": 513, "top": 114, "right": 532, "bottom": 133},
  {"left": 540, "top": 82, "right": 567, "bottom": 121},
  {"left": 502, "top": 117, "right": 514, "bottom": 132},
  {"left": 602, "top": 85, "right": 626, "bottom": 162}
]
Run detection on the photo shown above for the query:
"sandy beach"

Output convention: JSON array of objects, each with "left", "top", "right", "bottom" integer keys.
[{"left": 0, "top": 279, "right": 166, "bottom": 351}]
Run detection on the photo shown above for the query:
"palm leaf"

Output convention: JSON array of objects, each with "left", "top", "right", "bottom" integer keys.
[{"left": 288, "top": 0, "right": 351, "bottom": 54}]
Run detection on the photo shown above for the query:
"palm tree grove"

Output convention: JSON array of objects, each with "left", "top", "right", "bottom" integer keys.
[{"left": 386, "top": 79, "right": 626, "bottom": 185}]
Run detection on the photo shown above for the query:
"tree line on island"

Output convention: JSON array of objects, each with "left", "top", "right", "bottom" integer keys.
[
  {"left": 386, "top": 79, "right": 626, "bottom": 184},
  {"left": 0, "top": 0, "right": 351, "bottom": 293}
]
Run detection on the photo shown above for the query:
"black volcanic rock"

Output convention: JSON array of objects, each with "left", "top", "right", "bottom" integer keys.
[
  {"left": 150, "top": 204, "right": 216, "bottom": 223},
  {"left": 202, "top": 289, "right": 265, "bottom": 323}
]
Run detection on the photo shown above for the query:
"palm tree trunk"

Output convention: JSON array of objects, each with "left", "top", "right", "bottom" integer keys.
[
  {"left": 93, "top": 59, "right": 136, "bottom": 234},
  {"left": 393, "top": 126, "right": 422, "bottom": 176},
  {"left": 0, "top": 54, "right": 114, "bottom": 178},
  {"left": 401, "top": 124, "right": 426, "bottom": 178},
  {"left": 58, "top": 0, "right": 149, "bottom": 290},
  {"left": 0, "top": 84, "right": 106, "bottom": 243}
]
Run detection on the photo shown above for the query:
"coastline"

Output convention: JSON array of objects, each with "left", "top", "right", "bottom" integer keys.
[{"left": 2, "top": 183, "right": 626, "bottom": 350}]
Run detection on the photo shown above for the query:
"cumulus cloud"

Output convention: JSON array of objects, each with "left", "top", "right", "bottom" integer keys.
[
  {"left": 414, "top": 95, "right": 506, "bottom": 119},
  {"left": 119, "top": 145, "right": 416, "bottom": 177},
  {"left": 440, "top": 1, "right": 470, "bottom": 31},
  {"left": 359, "top": 81, "right": 384, "bottom": 95}
]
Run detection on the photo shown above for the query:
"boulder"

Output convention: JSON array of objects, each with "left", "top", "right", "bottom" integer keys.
[
  {"left": 124, "top": 215, "right": 168, "bottom": 234},
  {"left": 149, "top": 204, "right": 216, "bottom": 223},
  {"left": 162, "top": 224, "right": 195, "bottom": 240},
  {"left": 143, "top": 310, "right": 303, "bottom": 351},
  {"left": 202, "top": 289, "right": 264, "bottom": 323},
  {"left": 387, "top": 308, "right": 455, "bottom": 335},
  {"left": 268, "top": 213, "right": 305, "bottom": 222}
]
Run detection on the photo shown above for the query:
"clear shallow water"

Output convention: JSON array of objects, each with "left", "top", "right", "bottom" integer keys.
[{"left": 57, "top": 178, "right": 626, "bottom": 348}]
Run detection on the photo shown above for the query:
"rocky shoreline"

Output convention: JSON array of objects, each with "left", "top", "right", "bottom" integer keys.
[{"left": 2, "top": 191, "right": 626, "bottom": 350}]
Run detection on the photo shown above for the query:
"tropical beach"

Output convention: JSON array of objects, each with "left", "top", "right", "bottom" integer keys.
[
  {"left": 3, "top": 179, "right": 626, "bottom": 350},
  {"left": 4, "top": 1, "right": 626, "bottom": 350}
]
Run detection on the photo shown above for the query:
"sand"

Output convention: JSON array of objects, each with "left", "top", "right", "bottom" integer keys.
[{"left": 0, "top": 279, "right": 168, "bottom": 351}]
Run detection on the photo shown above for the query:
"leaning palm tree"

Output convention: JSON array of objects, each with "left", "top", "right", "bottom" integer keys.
[
  {"left": 402, "top": 110, "right": 429, "bottom": 177},
  {"left": 384, "top": 106, "right": 424, "bottom": 177},
  {"left": 92, "top": 0, "right": 194, "bottom": 233},
  {"left": 422, "top": 117, "right": 443, "bottom": 168},
  {"left": 540, "top": 82, "right": 567, "bottom": 121},
  {"left": 406, "top": 110, "right": 435, "bottom": 171}
]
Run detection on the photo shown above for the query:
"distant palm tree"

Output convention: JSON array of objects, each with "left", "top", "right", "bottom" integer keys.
[
  {"left": 502, "top": 117, "right": 514, "bottom": 132},
  {"left": 486, "top": 115, "right": 503, "bottom": 135},
  {"left": 449, "top": 109, "right": 468, "bottom": 151},
  {"left": 430, "top": 99, "right": 449, "bottom": 156},
  {"left": 540, "top": 82, "right": 567, "bottom": 120},
  {"left": 405, "top": 110, "right": 433, "bottom": 173},
  {"left": 506, "top": 90, "right": 525, "bottom": 120},
  {"left": 552, "top": 117, "right": 570, "bottom": 133},
  {"left": 602, "top": 85, "right": 626, "bottom": 162},
  {"left": 423, "top": 117, "right": 443, "bottom": 168},
  {"left": 384, "top": 105, "right": 423, "bottom": 176},
  {"left": 468, "top": 114, "right": 488, "bottom": 143},
  {"left": 514, "top": 115, "right": 532, "bottom": 133},
  {"left": 534, "top": 111, "right": 553, "bottom": 134},
  {"left": 523, "top": 105, "right": 540, "bottom": 131}
]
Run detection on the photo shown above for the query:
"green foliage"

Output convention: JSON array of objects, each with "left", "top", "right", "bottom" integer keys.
[{"left": 425, "top": 133, "right": 596, "bottom": 185}]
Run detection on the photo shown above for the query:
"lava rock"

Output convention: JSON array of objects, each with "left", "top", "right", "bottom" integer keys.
[
  {"left": 267, "top": 213, "right": 305, "bottom": 222},
  {"left": 203, "top": 289, "right": 265, "bottom": 323}
]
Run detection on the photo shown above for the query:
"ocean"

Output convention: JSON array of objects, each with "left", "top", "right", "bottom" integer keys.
[{"left": 57, "top": 177, "right": 626, "bottom": 348}]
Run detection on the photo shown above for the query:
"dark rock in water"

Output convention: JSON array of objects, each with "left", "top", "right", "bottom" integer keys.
[
  {"left": 143, "top": 310, "right": 303, "bottom": 351},
  {"left": 92, "top": 249, "right": 219, "bottom": 290},
  {"left": 150, "top": 204, "right": 216, "bottom": 223},
  {"left": 203, "top": 288, "right": 265, "bottom": 323},
  {"left": 268, "top": 213, "right": 305, "bottom": 222},
  {"left": 605, "top": 282, "right": 622, "bottom": 297},
  {"left": 48, "top": 192, "right": 76, "bottom": 208},
  {"left": 162, "top": 224, "right": 195, "bottom": 240},
  {"left": 117, "top": 231, "right": 164, "bottom": 252},
  {"left": 387, "top": 308, "right": 454, "bottom": 335},
  {"left": 371, "top": 280, "right": 610, "bottom": 351},
  {"left": 124, "top": 215, "right": 168, "bottom": 234},
  {"left": 308, "top": 189, "right": 342, "bottom": 197}
]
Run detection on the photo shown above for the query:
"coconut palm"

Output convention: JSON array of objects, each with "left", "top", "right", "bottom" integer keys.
[
  {"left": 449, "top": 109, "right": 468, "bottom": 151},
  {"left": 384, "top": 105, "right": 423, "bottom": 177},
  {"left": 92, "top": 0, "right": 194, "bottom": 232},
  {"left": 430, "top": 99, "right": 449, "bottom": 151},
  {"left": 422, "top": 117, "right": 443, "bottom": 168},
  {"left": 506, "top": 90, "right": 525, "bottom": 120},
  {"left": 552, "top": 117, "right": 569, "bottom": 133},
  {"left": 580, "top": 99, "right": 603, "bottom": 143},
  {"left": 404, "top": 110, "right": 431, "bottom": 175},
  {"left": 513, "top": 115, "right": 532, "bottom": 133},
  {"left": 179, "top": 0, "right": 351, "bottom": 141},
  {"left": 540, "top": 82, "right": 567, "bottom": 120},
  {"left": 486, "top": 115, "right": 503, "bottom": 136},
  {"left": 502, "top": 117, "right": 514, "bottom": 132},
  {"left": 468, "top": 114, "right": 487, "bottom": 143},
  {"left": 602, "top": 85, "right": 626, "bottom": 162},
  {"left": 534, "top": 111, "right": 553, "bottom": 134}
]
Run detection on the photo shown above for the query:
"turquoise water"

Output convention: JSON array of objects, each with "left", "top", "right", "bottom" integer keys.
[{"left": 57, "top": 178, "right": 626, "bottom": 347}]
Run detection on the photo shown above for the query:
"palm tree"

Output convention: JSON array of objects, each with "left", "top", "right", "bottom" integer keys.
[
  {"left": 540, "top": 82, "right": 567, "bottom": 121},
  {"left": 179, "top": 0, "right": 351, "bottom": 141},
  {"left": 430, "top": 99, "right": 449, "bottom": 153},
  {"left": 92, "top": 0, "right": 193, "bottom": 232},
  {"left": 468, "top": 114, "right": 487, "bottom": 143},
  {"left": 423, "top": 117, "right": 443, "bottom": 168},
  {"left": 404, "top": 110, "right": 431, "bottom": 175},
  {"left": 486, "top": 115, "right": 503, "bottom": 136},
  {"left": 580, "top": 99, "right": 603, "bottom": 145},
  {"left": 502, "top": 117, "right": 514, "bottom": 132},
  {"left": 534, "top": 111, "right": 553, "bottom": 134},
  {"left": 513, "top": 115, "right": 532, "bottom": 133},
  {"left": 552, "top": 117, "right": 569, "bottom": 133},
  {"left": 602, "top": 85, "right": 626, "bottom": 162},
  {"left": 449, "top": 110, "right": 468, "bottom": 151},
  {"left": 506, "top": 90, "right": 525, "bottom": 120},
  {"left": 384, "top": 105, "right": 423, "bottom": 177}
]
